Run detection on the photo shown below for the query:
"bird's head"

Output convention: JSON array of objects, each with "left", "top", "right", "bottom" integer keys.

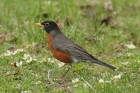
[{"left": 36, "top": 21, "right": 60, "bottom": 34}]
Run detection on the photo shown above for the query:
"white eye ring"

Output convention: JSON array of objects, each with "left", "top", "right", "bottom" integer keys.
[{"left": 45, "top": 23, "right": 49, "bottom": 26}]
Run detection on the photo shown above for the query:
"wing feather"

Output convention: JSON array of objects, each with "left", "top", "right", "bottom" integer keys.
[
  {"left": 52, "top": 34, "right": 95, "bottom": 61},
  {"left": 52, "top": 34, "right": 116, "bottom": 70}
]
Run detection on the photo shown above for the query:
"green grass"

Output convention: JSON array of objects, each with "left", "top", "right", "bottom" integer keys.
[{"left": 0, "top": 0, "right": 140, "bottom": 93}]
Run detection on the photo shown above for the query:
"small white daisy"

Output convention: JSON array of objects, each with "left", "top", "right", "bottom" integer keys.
[
  {"left": 104, "top": 1, "right": 113, "bottom": 11},
  {"left": 137, "top": 60, "right": 140, "bottom": 64},
  {"left": 16, "top": 61, "right": 23, "bottom": 67},
  {"left": 22, "top": 54, "right": 31, "bottom": 60},
  {"left": 26, "top": 57, "right": 33, "bottom": 63},
  {"left": 12, "top": 50, "right": 18, "bottom": 55},
  {"left": 113, "top": 74, "right": 122, "bottom": 79},
  {"left": 83, "top": 83, "right": 87, "bottom": 87},
  {"left": 126, "top": 52, "right": 134, "bottom": 57},
  {"left": 23, "top": 54, "right": 33, "bottom": 63},
  {"left": 39, "top": 58, "right": 47, "bottom": 63},
  {"left": 74, "top": 84, "right": 78, "bottom": 87},
  {"left": 99, "top": 79, "right": 104, "bottom": 83},
  {"left": 4, "top": 50, "right": 13, "bottom": 57},
  {"left": 72, "top": 78, "right": 79, "bottom": 83},
  {"left": 122, "top": 62, "right": 129, "bottom": 65},
  {"left": 125, "top": 43, "right": 136, "bottom": 49},
  {"left": 16, "top": 49, "right": 24, "bottom": 53},
  {"left": 20, "top": 90, "right": 30, "bottom": 93},
  {"left": 34, "top": 80, "right": 42, "bottom": 85},
  {"left": 58, "top": 62, "right": 65, "bottom": 68}
]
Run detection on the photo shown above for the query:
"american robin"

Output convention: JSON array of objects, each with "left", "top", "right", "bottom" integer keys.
[{"left": 36, "top": 21, "right": 116, "bottom": 76}]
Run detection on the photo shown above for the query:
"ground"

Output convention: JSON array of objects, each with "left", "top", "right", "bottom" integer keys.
[{"left": 0, "top": 0, "right": 140, "bottom": 93}]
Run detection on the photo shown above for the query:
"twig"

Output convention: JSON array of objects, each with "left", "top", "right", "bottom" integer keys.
[
  {"left": 48, "top": 70, "right": 50, "bottom": 79},
  {"left": 81, "top": 77, "right": 94, "bottom": 91},
  {"left": 5, "top": 71, "right": 19, "bottom": 78}
]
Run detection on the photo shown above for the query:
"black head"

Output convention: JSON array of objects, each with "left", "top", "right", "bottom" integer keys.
[{"left": 36, "top": 20, "right": 60, "bottom": 34}]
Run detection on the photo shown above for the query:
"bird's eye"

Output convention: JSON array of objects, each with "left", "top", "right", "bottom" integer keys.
[{"left": 45, "top": 23, "right": 49, "bottom": 27}]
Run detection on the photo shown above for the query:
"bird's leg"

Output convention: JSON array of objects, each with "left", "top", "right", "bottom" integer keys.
[{"left": 61, "top": 63, "right": 72, "bottom": 78}]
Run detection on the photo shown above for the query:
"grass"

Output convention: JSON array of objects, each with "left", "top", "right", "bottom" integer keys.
[{"left": 0, "top": 0, "right": 140, "bottom": 93}]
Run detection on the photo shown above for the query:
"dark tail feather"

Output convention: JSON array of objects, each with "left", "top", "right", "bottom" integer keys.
[{"left": 92, "top": 59, "right": 116, "bottom": 70}]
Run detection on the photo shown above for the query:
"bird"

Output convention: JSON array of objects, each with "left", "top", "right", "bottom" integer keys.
[{"left": 36, "top": 20, "right": 116, "bottom": 76}]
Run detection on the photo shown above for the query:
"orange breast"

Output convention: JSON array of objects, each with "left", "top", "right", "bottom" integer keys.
[{"left": 46, "top": 34, "right": 71, "bottom": 63}]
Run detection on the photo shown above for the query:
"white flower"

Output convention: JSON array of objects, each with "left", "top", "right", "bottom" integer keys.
[
  {"left": 83, "top": 83, "right": 87, "bottom": 87},
  {"left": 33, "top": 58, "right": 37, "bottom": 61},
  {"left": 20, "top": 90, "right": 30, "bottom": 93},
  {"left": 126, "top": 52, "right": 134, "bottom": 57},
  {"left": 9, "top": 49, "right": 24, "bottom": 55},
  {"left": 104, "top": 1, "right": 113, "bottom": 10},
  {"left": 45, "top": 0, "right": 51, "bottom": 4},
  {"left": 122, "top": 62, "right": 129, "bottom": 65},
  {"left": 32, "top": 55, "right": 37, "bottom": 61},
  {"left": 23, "top": 54, "right": 33, "bottom": 63},
  {"left": 99, "top": 79, "right": 104, "bottom": 83},
  {"left": 26, "top": 57, "right": 33, "bottom": 63},
  {"left": 47, "top": 58, "right": 51, "bottom": 61},
  {"left": 117, "top": 53, "right": 123, "bottom": 57},
  {"left": 104, "top": 81, "right": 110, "bottom": 83},
  {"left": 47, "top": 58, "right": 55, "bottom": 63},
  {"left": 72, "top": 78, "right": 79, "bottom": 83},
  {"left": 4, "top": 50, "right": 12, "bottom": 57},
  {"left": 138, "top": 60, "right": 140, "bottom": 64},
  {"left": 39, "top": 58, "right": 47, "bottom": 63},
  {"left": 50, "top": 60, "right": 55, "bottom": 63},
  {"left": 47, "top": 1, "right": 51, "bottom": 4},
  {"left": 31, "top": 73, "right": 40, "bottom": 77},
  {"left": 113, "top": 74, "right": 122, "bottom": 79},
  {"left": 74, "top": 84, "right": 78, "bottom": 87},
  {"left": 58, "top": 62, "right": 65, "bottom": 68},
  {"left": 125, "top": 43, "right": 136, "bottom": 49},
  {"left": 99, "top": 79, "right": 110, "bottom": 83},
  {"left": 10, "top": 49, "right": 25, "bottom": 55},
  {"left": 26, "top": 45, "right": 32, "bottom": 49},
  {"left": 34, "top": 80, "right": 42, "bottom": 85},
  {"left": 16, "top": 61, "right": 23, "bottom": 67},
  {"left": 16, "top": 49, "right": 24, "bottom": 53},
  {"left": 12, "top": 51, "right": 17, "bottom": 55},
  {"left": 26, "top": 42, "right": 36, "bottom": 49},
  {"left": 23, "top": 54, "right": 31, "bottom": 60}
]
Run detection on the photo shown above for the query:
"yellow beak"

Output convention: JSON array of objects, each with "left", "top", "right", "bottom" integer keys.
[{"left": 36, "top": 23, "right": 43, "bottom": 26}]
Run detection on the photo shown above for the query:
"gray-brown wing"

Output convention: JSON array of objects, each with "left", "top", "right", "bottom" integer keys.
[
  {"left": 52, "top": 34, "right": 96, "bottom": 62},
  {"left": 52, "top": 34, "right": 116, "bottom": 70}
]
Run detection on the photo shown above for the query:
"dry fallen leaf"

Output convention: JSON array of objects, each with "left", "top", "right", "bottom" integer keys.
[
  {"left": 80, "top": 5, "right": 96, "bottom": 18},
  {"left": 0, "top": 35, "right": 6, "bottom": 44},
  {"left": 55, "top": 19, "right": 64, "bottom": 30},
  {"left": 101, "top": 16, "right": 113, "bottom": 26},
  {"left": 5, "top": 70, "right": 19, "bottom": 78},
  {"left": 36, "top": 13, "right": 49, "bottom": 19},
  {"left": 65, "top": 16, "right": 72, "bottom": 26}
]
